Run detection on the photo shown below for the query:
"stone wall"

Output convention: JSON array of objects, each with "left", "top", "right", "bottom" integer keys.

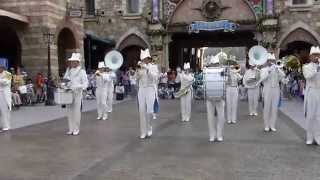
[
  {"left": 0, "top": 0, "right": 84, "bottom": 78},
  {"left": 275, "top": 0, "right": 320, "bottom": 47}
]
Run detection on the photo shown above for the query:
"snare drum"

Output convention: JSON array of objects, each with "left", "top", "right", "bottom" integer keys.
[
  {"left": 54, "top": 89, "right": 73, "bottom": 105},
  {"left": 204, "top": 67, "right": 226, "bottom": 100}
]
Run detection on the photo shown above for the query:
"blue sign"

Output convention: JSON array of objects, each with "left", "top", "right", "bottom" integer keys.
[
  {"left": 188, "top": 20, "right": 239, "bottom": 33},
  {"left": 0, "top": 58, "right": 8, "bottom": 69}
]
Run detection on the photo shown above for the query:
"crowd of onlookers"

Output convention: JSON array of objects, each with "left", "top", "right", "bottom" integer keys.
[{"left": 9, "top": 66, "right": 47, "bottom": 109}]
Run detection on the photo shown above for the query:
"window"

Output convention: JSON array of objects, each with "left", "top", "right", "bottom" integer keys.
[
  {"left": 127, "top": 0, "right": 140, "bottom": 14},
  {"left": 86, "top": 0, "right": 95, "bottom": 15}
]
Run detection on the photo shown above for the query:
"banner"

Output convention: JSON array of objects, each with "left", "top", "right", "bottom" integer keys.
[{"left": 188, "top": 20, "right": 239, "bottom": 33}]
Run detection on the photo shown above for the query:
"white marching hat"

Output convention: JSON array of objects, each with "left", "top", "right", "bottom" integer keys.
[
  {"left": 267, "top": 53, "right": 276, "bottom": 60},
  {"left": 310, "top": 46, "right": 320, "bottom": 55},
  {"left": 68, "top": 53, "right": 82, "bottom": 62},
  {"left": 98, "top": 61, "right": 106, "bottom": 68},
  {"left": 183, "top": 62, "right": 190, "bottom": 70},
  {"left": 140, "top": 49, "right": 151, "bottom": 60}
]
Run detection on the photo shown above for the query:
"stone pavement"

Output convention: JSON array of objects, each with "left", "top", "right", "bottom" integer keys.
[
  {"left": 280, "top": 98, "right": 306, "bottom": 129},
  {"left": 0, "top": 99, "right": 319, "bottom": 180},
  {"left": 10, "top": 98, "right": 130, "bottom": 130}
]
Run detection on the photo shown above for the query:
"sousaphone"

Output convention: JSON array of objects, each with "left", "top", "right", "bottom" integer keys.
[
  {"left": 104, "top": 50, "right": 124, "bottom": 70},
  {"left": 248, "top": 45, "right": 268, "bottom": 66}
]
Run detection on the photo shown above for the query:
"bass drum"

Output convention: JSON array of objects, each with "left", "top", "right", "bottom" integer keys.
[{"left": 203, "top": 67, "right": 226, "bottom": 100}]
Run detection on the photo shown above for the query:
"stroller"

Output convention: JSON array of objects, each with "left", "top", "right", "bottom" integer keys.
[{"left": 158, "top": 86, "right": 170, "bottom": 99}]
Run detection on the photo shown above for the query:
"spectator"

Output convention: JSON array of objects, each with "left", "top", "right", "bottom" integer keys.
[
  {"left": 128, "top": 67, "right": 137, "bottom": 97},
  {"left": 122, "top": 69, "right": 130, "bottom": 96},
  {"left": 35, "top": 72, "right": 45, "bottom": 103}
]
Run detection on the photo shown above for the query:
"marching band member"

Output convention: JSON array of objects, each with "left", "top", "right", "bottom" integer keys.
[
  {"left": 0, "top": 63, "right": 12, "bottom": 132},
  {"left": 95, "top": 62, "right": 115, "bottom": 120},
  {"left": 180, "top": 62, "right": 194, "bottom": 122},
  {"left": 226, "top": 63, "right": 242, "bottom": 124},
  {"left": 136, "top": 49, "right": 159, "bottom": 139},
  {"left": 206, "top": 55, "right": 226, "bottom": 142},
  {"left": 63, "top": 53, "right": 88, "bottom": 135},
  {"left": 259, "top": 53, "right": 285, "bottom": 132},
  {"left": 243, "top": 65, "right": 260, "bottom": 116},
  {"left": 302, "top": 46, "right": 320, "bottom": 145}
]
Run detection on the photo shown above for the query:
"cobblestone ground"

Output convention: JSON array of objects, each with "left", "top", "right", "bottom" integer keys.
[{"left": 0, "top": 99, "right": 319, "bottom": 180}]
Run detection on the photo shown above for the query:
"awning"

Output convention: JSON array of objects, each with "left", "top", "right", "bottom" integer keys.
[
  {"left": 85, "top": 33, "right": 115, "bottom": 46},
  {"left": 0, "top": 9, "right": 29, "bottom": 24}
]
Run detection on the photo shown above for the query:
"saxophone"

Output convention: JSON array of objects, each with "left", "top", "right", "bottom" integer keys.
[{"left": 174, "top": 83, "right": 193, "bottom": 98}]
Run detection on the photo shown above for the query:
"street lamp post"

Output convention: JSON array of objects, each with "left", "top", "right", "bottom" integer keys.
[{"left": 42, "top": 27, "right": 55, "bottom": 106}]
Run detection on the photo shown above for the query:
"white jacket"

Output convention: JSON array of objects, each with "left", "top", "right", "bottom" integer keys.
[
  {"left": 259, "top": 66, "right": 285, "bottom": 89},
  {"left": 64, "top": 67, "right": 88, "bottom": 91},
  {"left": 137, "top": 63, "right": 159, "bottom": 88},
  {"left": 243, "top": 69, "right": 260, "bottom": 89},
  {"left": 0, "top": 71, "right": 12, "bottom": 110},
  {"left": 180, "top": 72, "right": 194, "bottom": 89},
  {"left": 227, "top": 71, "right": 242, "bottom": 87},
  {"left": 96, "top": 71, "right": 116, "bottom": 90}
]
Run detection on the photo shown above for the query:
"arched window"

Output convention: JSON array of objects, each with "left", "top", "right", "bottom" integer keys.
[{"left": 127, "top": 0, "right": 140, "bottom": 14}]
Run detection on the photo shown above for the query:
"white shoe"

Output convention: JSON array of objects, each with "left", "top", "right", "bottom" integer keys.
[
  {"left": 97, "top": 116, "right": 102, "bottom": 120},
  {"left": 209, "top": 138, "right": 215, "bottom": 142},
  {"left": 270, "top": 128, "right": 277, "bottom": 132},
  {"left": 102, "top": 116, "right": 108, "bottom": 121},
  {"left": 2, "top": 128, "right": 10, "bottom": 131},
  {"left": 227, "top": 121, "right": 232, "bottom": 124},
  {"left": 254, "top": 113, "right": 258, "bottom": 116},
  {"left": 66, "top": 131, "right": 73, "bottom": 135},
  {"left": 232, "top": 121, "right": 237, "bottom": 124},
  {"left": 249, "top": 113, "right": 254, "bottom": 116},
  {"left": 140, "top": 134, "right": 146, "bottom": 139},
  {"left": 185, "top": 118, "right": 190, "bottom": 122},
  {"left": 264, "top": 127, "right": 270, "bottom": 132},
  {"left": 217, "top": 137, "right": 223, "bottom": 142},
  {"left": 147, "top": 131, "right": 152, "bottom": 137},
  {"left": 306, "top": 140, "right": 313, "bottom": 145},
  {"left": 72, "top": 130, "right": 80, "bottom": 136},
  {"left": 153, "top": 115, "right": 157, "bottom": 120}
]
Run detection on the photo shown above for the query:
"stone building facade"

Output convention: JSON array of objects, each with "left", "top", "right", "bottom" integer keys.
[
  {"left": 0, "top": 0, "right": 84, "bottom": 78},
  {"left": 84, "top": 0, "right": 320, "bottom": 70}
]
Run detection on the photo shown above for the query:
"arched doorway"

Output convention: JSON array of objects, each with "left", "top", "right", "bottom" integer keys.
[
  {"left": 118, "top": 34, "right": 148, "bottom": 70},
  {"left": 279, "top": 28, "right": 319, "bottom": 64},
  {"left": 0, "top": 26, "right": 21, "bottom": 69},
  {"left": 167, "top": 0, "right": 258, "bottom": 70},
  {"left": 57, "top": 28, "right": 76, "bottom": 76}
]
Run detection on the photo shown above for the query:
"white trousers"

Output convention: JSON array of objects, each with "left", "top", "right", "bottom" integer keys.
[
  {"left": 305, "top": 88, "right": 320, "bottom": 144},
  {"left": 180, "top": 90, "right": 192, "bottom": 121},
  {"left": 106, "top": 87, "right": 114, "bottom": 113},
  {"left": 0, "top": 92, "right": 10, "bottom": 129},
  {"left": 248, "top": 87, "right": 259, "bottom": 115},
  {"left": 263, "top": 87, "right": 279, "bottom": 129},
  {"left": 67, "top": 90, "right": 83, "bottom": 132},
  {"left": 207, "top": 100, "right": 225, "bottom": 139},
  {"left": 96, "top": 88, "right": 107, "bottom": 118},
  {"left": 226, "top": 86, "right": 238, "bottom": 123},
  {"left": 138, "top": 87, "right": 156, "bottom": 137}
]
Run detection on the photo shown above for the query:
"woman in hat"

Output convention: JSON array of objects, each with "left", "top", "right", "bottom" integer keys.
[
  {"left": 0, "top": 63, "right": 12, "bottom": 132},
  {"left": 180, "top": 62, "right": 194, "bottom": 122},
  {"left": 258, "top": 53, "right": 285, "bottom": 132},
  {"left": 63, "top": 53, "right": 88, "bottom": 135},
  {"left": 136, "top": 49, "right": 159, "bottom": 139},
  {"left": 303, "top": 46, "right": 320, "bottom": 145}
]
